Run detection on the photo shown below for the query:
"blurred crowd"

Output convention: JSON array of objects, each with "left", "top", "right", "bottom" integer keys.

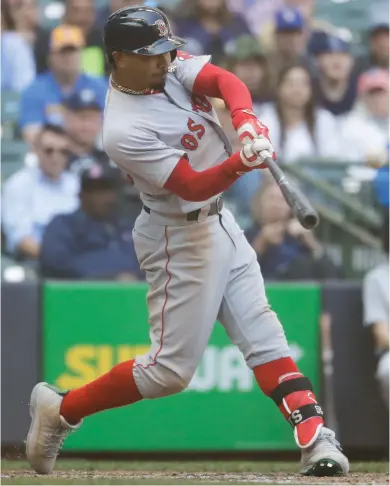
[{"left": 1, "top": 0, "right": 389, "bottom": 284}]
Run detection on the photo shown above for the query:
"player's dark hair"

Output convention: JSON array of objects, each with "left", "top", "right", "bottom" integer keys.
[
  {"left": 275, "top": 62, "right": 317, "bottom": 160},
  {"left": 108, "top": 53, "right": 116, "bottom": 70}
]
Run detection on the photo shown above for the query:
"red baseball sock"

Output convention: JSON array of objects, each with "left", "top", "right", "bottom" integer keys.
[
  {"left": 60, "top": 359, "right": 142, "bottom": 424},
  {"left": 254, "top": 357, "right": 324, "bottom": 448}
]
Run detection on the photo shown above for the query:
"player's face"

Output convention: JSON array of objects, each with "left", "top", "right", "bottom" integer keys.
[
  {"left": 37, "top": 132, "right": 69, "bottom": 180},
  {"left": 316, "top": 51, "right": 353, "bottom": 82},
  {"left": 116, "top": 52, "right": 171, "bottom": 90},
  {"left": 278, "top": 66, "right": 312, "bottom": 108}
]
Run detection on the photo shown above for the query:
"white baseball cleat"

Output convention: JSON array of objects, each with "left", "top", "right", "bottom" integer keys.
[
  {"left": 26, "top": 382, "right": 81, "bottom": 474},
  {"left": 300, "top": 426, "right": 349, "bottom": 476}
]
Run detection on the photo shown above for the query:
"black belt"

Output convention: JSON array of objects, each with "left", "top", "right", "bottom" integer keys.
[{"left": 143, "top": 198, "right": 223, "bottom": 222}]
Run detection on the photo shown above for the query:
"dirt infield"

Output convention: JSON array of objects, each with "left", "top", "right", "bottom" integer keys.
[{"left": 2, "top": 460, "right": 388, "bottom": 485}]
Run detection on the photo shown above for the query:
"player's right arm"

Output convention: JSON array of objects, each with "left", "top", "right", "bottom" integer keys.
[
  {"left": 164, "top": 140, "right": 272, "bottom": 201},
  {"left": 110, "top": 128, "right": 274, "bottom": 202}
]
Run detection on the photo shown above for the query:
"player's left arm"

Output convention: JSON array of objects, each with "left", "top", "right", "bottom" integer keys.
[{"left": 192, "top": 62, "right": 275, "bottom": 161}]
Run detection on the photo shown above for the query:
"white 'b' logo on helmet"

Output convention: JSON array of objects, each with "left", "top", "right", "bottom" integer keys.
[{"left": 155, "top": 19, "right": 168, "bottom": 37}]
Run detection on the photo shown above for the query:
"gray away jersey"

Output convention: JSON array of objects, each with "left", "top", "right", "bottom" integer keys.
[{"left": 102, "top": 54, "right": 233, "bottom": 216}]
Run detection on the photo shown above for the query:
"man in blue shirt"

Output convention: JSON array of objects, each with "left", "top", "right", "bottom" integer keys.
[
  {"left": 19, "top": 24, "right": 108, "bottom": 145},
  {"left": 2, "top": 124, "right": 79, "bottom": 260},
  {"left": 40, "top": 164, "right": 141, "bottom": 280}
]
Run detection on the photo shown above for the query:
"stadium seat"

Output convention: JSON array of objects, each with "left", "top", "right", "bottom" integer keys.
[
  {"left": 1, "top": 140, "right": 29, "bottom": 181},
  {"left": 1, "top": 91, "right": 21, "bottom": 140}
]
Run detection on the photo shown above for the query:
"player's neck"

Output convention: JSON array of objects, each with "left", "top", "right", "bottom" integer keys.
[{"left": 111, "top": 72, "right": 149, "bottom": 93}]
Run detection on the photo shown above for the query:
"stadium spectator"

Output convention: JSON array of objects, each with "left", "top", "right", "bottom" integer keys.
[
  {"left": 223, "top": 35, "right": 273, "bottom": 111},
  {"left": 1, "top": 0, "right": 36, "bottom": 92},
  {"left": 96, "top": 0, "right": 161, "bottom": 28},
  {"left": 174, "top": 0, "right": 251, "bottom": 65},
  {"left": 227, "top": 0, "right": 283, "bottom": 37},
  {"left": 340, "top": 69, "right": 389, "bottom": 165},
  {"left": 7, "top": 0, "right": 52, "bottom": 75},
  {"left": 259, "top": 0, "right": 338, "bottom": 54},
  {"left": 267, "top": 7, "right": 312, "bottom": 79},
  {"left": 19, "top": 25, "right": 107, "bottom": 146},
  {"left": 246, "top": 181, "right": 340, "bottom": 280},
  {"left": 362, "top": 214, "right": 389, "bottom": 409},
  {"left": 2, "top": 125, "right": 79, "bottom": 260},
  {"left": 356, "top": 13, "right": 389, "bottom": 72},
  {"left": 62, "top": 91, "right": 110, "bottom": 175},
  {"left": 40, "top": 164, "right": 140, "bottom": 281},
  {"left": 258, "top": 63, "right": 340, "bottom": 164},
  {"left": 64, "top": 0, "right": 107, "bottom": 76},
  {"left": 309, "top": 33, "right": 358, "bottom": 117},
  {"left": 286, "top": 0, "right": 338, "bottom": 37}
]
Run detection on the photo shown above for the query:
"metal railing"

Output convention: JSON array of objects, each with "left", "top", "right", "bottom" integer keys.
[{"left": 282, "top": 160, "right": 386, "bottom": 278}]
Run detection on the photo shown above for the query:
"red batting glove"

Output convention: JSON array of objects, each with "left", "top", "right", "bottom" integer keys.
[{"left": 232, "top": 109, "right": 276, "bottom": 164}]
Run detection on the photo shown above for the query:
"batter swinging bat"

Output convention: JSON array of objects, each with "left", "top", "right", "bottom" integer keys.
[{"left": 260, "top": 151, "right": 319, "bottom": 230}]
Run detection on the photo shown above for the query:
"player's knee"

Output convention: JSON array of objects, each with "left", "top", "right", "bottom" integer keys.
[
  {"left": 160, "top": 369, "right": 191, "bottom": 396},
  {"left": 145, "top": 364, "right": 192, "bottom": 398}
]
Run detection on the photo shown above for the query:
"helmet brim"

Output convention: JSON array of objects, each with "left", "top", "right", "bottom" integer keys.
[{"left": 132, "top": 35, "right": 186, "bottom": 56}]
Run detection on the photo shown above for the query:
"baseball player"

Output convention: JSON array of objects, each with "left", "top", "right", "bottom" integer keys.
[{"left": 26, "top": 6, "right": 349, "bottom": 477}]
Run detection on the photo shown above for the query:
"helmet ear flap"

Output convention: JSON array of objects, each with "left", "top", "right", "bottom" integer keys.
[{"left": 170, "top": 49, "right": 177, "bottom": 61}]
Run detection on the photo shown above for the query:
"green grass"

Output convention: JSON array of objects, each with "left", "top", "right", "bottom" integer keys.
[{"left": 1, "top": 460, "right": 388, "bottom": 485}]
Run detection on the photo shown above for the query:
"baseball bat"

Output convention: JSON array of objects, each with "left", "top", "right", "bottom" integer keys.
[{"left": 261, "top": 151, "right": 319, "bottom": 230}]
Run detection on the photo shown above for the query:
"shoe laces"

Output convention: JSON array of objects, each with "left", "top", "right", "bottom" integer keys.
[
  {"left": 43, "top": 426, "right": 70, "bottom": 458},
  {"left": 318, "top": 428, "right": 342, "bottom": 452}
]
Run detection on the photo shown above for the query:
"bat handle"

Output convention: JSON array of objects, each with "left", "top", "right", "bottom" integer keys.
[{"left": 259, "top": 149, "right": 272, "bottom": 162}]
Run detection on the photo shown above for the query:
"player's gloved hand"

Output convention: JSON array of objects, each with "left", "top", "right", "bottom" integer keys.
[
  {"left": 232, "top": 109, "right": 276, "bottom": 160},
  {"left": 240, "top": 136, "right": 275, "bottom": 169}
]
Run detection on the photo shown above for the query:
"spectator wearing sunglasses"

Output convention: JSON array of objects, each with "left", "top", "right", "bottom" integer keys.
[{"left": 2, "top": 125, "right": 79, "bottom": 261}]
